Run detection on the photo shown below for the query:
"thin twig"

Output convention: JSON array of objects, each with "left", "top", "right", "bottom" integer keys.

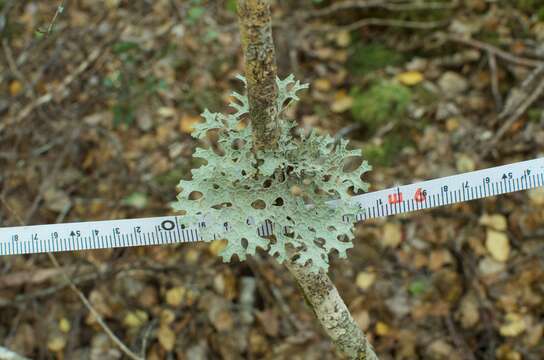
[
  {"left": 46, "top": 254, "right": 144, "bottom": 360},
  {"left": 446, "top": 34, "right": 543, "bottom": 68},
  {"left": 0, "top": 197, "right": 143, "bottom": 360},
  {"left": 2, "top": 39, "right": 34, "bottom": 97},
  {"left": 488, "top": 52, "right": 502, "bottom": 111},
  {"left": 304, "top": 0, "right": 458, "bottom": 19},
  {"left": 319, "top": 18, "right": 447, "bottom": 33},
  {"left": 487, "top": 78, "right": 544, "bottom": 149},
  {"left": 43, "top": 0, "right": 67, "bottom": 37}
]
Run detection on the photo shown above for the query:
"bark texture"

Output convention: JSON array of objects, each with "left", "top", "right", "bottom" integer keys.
[
  {"left": 236, "top": 1, "right": 379, "bottom": 358},
  {"left": 237, "top": 0, "right": 279, "bottom": 149},
  {"left": 285, "top": 260, "right": 379, "bottom": 360}
]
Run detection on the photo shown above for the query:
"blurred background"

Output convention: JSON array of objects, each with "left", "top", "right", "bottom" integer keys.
[{"left": 1, "top": 0, "right": 544, "bottom": 359}]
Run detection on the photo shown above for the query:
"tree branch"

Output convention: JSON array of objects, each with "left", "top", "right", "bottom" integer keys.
[
  {"left": 237, "top": 0, "right": 279, "bottom": 150},
  {"left": 235, "top": 1, "right": 379, "bottom": 358},
  {"left": 285, "top": 260, "right": 378, "bottom": 359}
]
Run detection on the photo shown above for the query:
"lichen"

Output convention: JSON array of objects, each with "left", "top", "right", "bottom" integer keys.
[{"left": 172, "top": 75, "right": 371, "bottom": 272}]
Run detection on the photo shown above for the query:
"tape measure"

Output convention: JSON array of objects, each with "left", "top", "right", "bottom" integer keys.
[{"left": 1, "top": 157, "right": 542, "bottom": 256}]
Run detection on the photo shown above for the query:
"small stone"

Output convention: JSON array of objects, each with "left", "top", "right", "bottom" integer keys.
[{"left": 438, "top": 71, "right": 469, "bottom": 97}]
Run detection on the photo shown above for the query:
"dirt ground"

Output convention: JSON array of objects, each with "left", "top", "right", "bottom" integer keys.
[{"left": 1, "top": 1, "right": 544, "bottom": 359}]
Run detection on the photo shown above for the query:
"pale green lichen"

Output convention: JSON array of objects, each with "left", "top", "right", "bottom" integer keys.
[{"left": 172, "top": 75, "right": 371, "bottom": 272}]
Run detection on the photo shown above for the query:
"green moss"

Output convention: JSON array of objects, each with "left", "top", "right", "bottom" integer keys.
[
  {"left": 347, "top": 43, "right": 403, "bottom": 76},
  {"left": 350, "top": 81, "right": 411, "bottom": 128}
]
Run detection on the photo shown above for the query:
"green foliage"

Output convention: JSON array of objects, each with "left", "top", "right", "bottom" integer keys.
[
  {"left": 173, "top": 75, "right": 371, "bottom": 272},
  {"left": 351, "top": 81, "right": 411, "bottom": 128},
  {"left": 347, "top": 43, "right": 403, "bottom": 76},
  {"left": 408, "top": 279, "right": 427, "bottom": 297}
]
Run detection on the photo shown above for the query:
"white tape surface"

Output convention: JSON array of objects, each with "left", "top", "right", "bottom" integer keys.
[{"left": 1, "top": 157, "right": 542, "bottom": 256}]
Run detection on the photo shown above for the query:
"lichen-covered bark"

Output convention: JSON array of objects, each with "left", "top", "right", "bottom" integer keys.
[
  {"left": 237, "top": 0, "right": 279, "bottom": 149},
  {"left": 285, "top": 260, "right": 379, "bottom": 360}
]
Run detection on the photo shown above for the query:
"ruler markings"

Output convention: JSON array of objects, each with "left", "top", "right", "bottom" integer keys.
[{"left": 1, "top": 157, "right": 543, "bottom": 256}]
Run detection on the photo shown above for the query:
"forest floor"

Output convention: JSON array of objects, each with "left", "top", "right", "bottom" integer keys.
[{"left": 1, "top": 1, "right": 544, "bottom": 359}]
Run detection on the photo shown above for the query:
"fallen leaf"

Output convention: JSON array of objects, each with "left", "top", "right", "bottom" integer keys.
[
  {"left": 47, "top": 335, "right": 67, "bottom": 352},
  {"left": 457, "top": 293, "right": 479, "bottom": 328},
  {"left": 179, "top": 115, "right": 201, "bottom": 134},
  {"left": 500, "top": 313, "right": 526, "bottom": 337},
  {"left": 59, "top": 318, "right": 71, "bottom": 333},
  {"left": 397, "top": 71, "right": 424, "bottom": 86},
  {"left": 375, "top": 321, "right": 390, "bottom": 336},
  {"left": 123, "top": 310, "right": 148, "bottom": 329},
  {"left": 165, "top": 286, "right": 186, "bottom": 307},
  {"left": 382, "top": 223, "right": 402, "bottom": 248},
  {"left": 255, "top": 309, "right": 279, "bottom": 337},
  {"left": 157, "top": 325, "right": 176, "bottom": 351},
  {"left": 479, "top": 213, "right": 507, "bottom": 231},
  {"left": 9, "top": 80, "right": 23, "bottom": 96},
  {"left": 331, "top": 92, "right": 353, "bottom": 113},
  {"left": 486, "top": 229, "right": 510, "bottom": 262},
  {"left": 356, "top": 271, "right": 376, "bottom": 290}
]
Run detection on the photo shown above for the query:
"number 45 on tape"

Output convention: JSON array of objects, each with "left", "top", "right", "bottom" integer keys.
[{"left": 0, "top": 157, "right": 543, "bottom": 256}]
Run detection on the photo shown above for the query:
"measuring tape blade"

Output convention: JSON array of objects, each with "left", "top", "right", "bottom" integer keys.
[{"left": 0, "top": 157, "right": 542, "bottom": 256}]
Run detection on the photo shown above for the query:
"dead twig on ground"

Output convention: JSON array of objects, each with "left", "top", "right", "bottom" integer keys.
[
  {"left": 0, "top": 197, "right": 143, "bottom": 360},
  {"left": 488, "top": 52, "right": 502, "bottom": 110},
  {"left": 304, "top": 0, "right": 458, "bottom": 20},
  {"left": 446, "top": 34, "right": 543, "bottom": 68},
  {"left": 484, "top": 65, "right": 544, "bottom": 154},
  {"left": 3, "top": 45, "right": 104, "bottom": 131}
]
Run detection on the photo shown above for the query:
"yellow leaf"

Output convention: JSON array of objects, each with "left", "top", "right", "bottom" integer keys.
[
  {"left": 479, "top": 213, "right": 507, "bottom": 231},
  {"left": 375, "top": 321, "right": 390, "bottom": 336},
  {"left": 165, "top": 286, "right": 186, "bottom": 307},
  {"left": 356, "top": 271, "right": 376, "bottom": 290},
  {"left": 123, "top": 310, "right": 149, "bottom": 329},
  {"left": 500, "top": 313, "right": 526, "bottom": 337},
  {"left": 331, "top": 92, "right": 353, "bottom": 113},
  {"left": 47, "top": 335, "right": 67, "bottom": 352},
  {"left": 179, "top": 115, "right": 201, "bottom": 134},
  {"left": 485, "top": 229, "right": 510, "bottom": 262},
  {"left": 9, "top": 80, "right": 23, "bottom": 96},
  {"left": 397, "top": 71, "right": 424, "bottom": 86},
  {"left": 59, "top": 318, "right": 71, "bottom": 333},
  {"left": 382, "top": 223, "right": 402, "bottom": 248},
  {"left": 157, "top": 325, "right": 176, "bottom": 351}
]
